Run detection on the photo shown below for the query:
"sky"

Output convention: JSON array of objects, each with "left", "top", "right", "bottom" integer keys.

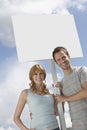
[{"left": 0, "top": 0, "right": 87, "bottom": 130}]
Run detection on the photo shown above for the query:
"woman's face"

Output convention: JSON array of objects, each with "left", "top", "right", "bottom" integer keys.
[{"left": 32, "top": 71, "right": 45, "bottom": 86}]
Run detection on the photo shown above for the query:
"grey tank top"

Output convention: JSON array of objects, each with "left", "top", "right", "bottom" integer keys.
[{"left": 27, "top": 89, "right": 58, "bottom": 130}]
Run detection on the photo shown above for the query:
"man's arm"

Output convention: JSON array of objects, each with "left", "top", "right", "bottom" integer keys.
[{"left": 55, "top": 82, "right": 87, "bottom": 103}]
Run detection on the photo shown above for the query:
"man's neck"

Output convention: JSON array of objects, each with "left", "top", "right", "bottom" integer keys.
[{"left": 63, "top": 66, "right": 73, "bottom": 75}]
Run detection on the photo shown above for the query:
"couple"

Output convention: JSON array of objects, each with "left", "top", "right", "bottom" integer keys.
[{"left": 14, "top": 46, "right": 87, "bottom": 130}]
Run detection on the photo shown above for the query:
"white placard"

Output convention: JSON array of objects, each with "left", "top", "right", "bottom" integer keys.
[{"left": 12, "top": 14, "right": 83, "bottom": 62}]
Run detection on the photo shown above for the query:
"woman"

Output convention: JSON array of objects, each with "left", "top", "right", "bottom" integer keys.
[{"left": 13, "top": 64, "right": 60, "bottom": 130}]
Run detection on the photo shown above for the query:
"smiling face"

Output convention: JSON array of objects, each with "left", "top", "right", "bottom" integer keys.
[
  {"left": 32, "top": 70, "right": 45, "bottom": 86},
  {"left": 29, "top": 64, "right": 49, "bottom": 94},
  {"left": 54, "top": 50, "right": 72, "bottom": 73},
  {"left": 29, "top": 64, "right": 46, "bottom": 87}
]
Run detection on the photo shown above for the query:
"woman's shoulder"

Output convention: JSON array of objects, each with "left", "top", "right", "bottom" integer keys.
[
  {"left": 20, "top": 89, "right": 31, "bottom": 102},
  {"left": 20, "top": 89, "right": 30, "bottom": 97},
  {"left": 21, "top": 88, "right": 28, "bottom": 93}
]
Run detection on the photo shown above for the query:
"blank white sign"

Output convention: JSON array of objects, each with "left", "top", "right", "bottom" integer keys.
[{"left": 12, "top": 14, "right": 83, "bottom": 62}]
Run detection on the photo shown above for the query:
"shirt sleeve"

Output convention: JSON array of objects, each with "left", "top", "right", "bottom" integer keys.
[{"left": 80, "top": 66, "right": 87, "bottom": 84}]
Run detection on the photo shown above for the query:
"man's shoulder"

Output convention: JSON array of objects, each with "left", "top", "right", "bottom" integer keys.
[
  {"left": 74, "top": 66, "right": 87, "bottom": 72},
  {"left": 74, "top": 66, "right": 87, "bottom": 79}
]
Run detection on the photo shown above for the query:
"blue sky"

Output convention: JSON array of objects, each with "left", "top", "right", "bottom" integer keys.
[{"left": 0, "top": 1, "right": 87, "bottom": 130}]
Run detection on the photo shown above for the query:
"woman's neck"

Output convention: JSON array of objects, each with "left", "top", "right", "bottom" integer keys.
[{"left": 31, "top": 86, "right": 49, "bottom": 95}]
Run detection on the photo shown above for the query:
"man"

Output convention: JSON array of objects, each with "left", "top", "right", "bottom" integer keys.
[{"left": 52, "top": 46, "right": 87, "bottom": 130}]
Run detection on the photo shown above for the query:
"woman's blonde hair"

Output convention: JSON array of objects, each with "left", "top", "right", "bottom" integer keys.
[{"left": 29, "top": 64, "right": 49, "bottom": 94}]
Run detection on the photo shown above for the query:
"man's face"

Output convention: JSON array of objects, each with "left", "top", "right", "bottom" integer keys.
[{"left": 54, "top": 51, "right": 70, "bottom": 70}]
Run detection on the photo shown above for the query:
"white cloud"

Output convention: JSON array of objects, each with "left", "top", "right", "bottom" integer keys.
[
  {"left": 20, "top": 0, "right": 70, "bottom": 14},
  {"left": 0, "top": 0, "right": 64, "bottom": 15},
  {"left": 0, "top": 15, "right": 15, "bottom": 47},
  {"left": 66, "top": 0, "right": 87, "bottom": 11},
  {"left": 0, "top": 0, "right": 68, "bottom": 14},
  {"left": 0, "top": 57, "right": 37, "bottom": 128},
  {"left": 0, "top": 0, "right": 87, "bottom": 14}
]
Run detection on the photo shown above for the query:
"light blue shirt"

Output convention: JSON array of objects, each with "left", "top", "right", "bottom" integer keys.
[{"left": 27, "top": 89, "right": 58, "bottom": 130}]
